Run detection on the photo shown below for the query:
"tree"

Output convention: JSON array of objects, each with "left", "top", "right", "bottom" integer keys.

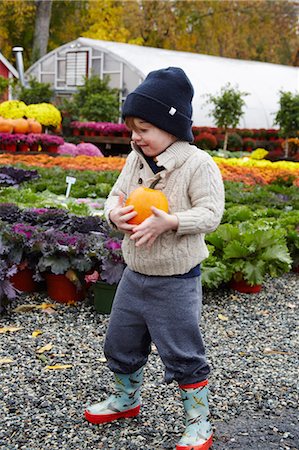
[
  {"left": 0, "top": 0, "right": 298, "bottom": 69},
  {"left": 82, "top": 0, "right": 299, "bottom": 66},
  {"left": 275, "top": 91, "right": 299, "bottom": 157},
  {"left": 206, "top": 84, "right": 248, "bottom": 151},
  {"left": 32, "top": 0, "right": 53, "bottom": 63},
  {"left": 0, "top": 0, "right": 36, "bottom": 68}
]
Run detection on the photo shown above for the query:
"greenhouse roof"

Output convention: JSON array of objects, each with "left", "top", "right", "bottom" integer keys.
[{"left": 78, "top": 38, "right": 299, "bottom": 129}]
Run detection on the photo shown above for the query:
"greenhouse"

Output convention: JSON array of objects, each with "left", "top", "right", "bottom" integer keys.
[{"left": 25, "top": 37, "right": 299, "bottom": 129}]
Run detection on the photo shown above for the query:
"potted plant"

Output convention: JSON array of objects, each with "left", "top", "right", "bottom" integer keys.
[
  {"left": 85, "top": 223, "right": 125, "bottom": 314},
  {"left": 0, "top": 260, "right": 17, "bottom": 315},
  {"left": 0, "top": 133, "right": 18, "bottom": 152},
  {"left": 15, "top": 133, "right": 31, "bottom": 152},
  {"left": 0, "top": 221, "right": 41, "bottom": 292},
  {"left": 34, "top": 229, "right": 102, "bottom": 303},
  {"left": 205, "top": 221, "right": 292, "bottom": 293},
  {"left": 40, "top": 134, "right": 64, "bottom": 153}
]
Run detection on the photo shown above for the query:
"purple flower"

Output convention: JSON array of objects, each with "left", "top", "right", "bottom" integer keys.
[
  {"left": 30, "top": 208, "right": 49, "bottom": 214},
  {"left": 106, "top": 239, "right": 122, "bottom": 250},
  {"left": 12, "top": 223, "right": 36, "bottom": 238}
]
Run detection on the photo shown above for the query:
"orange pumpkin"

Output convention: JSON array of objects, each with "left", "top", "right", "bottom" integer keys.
[
  {"left": 125, "top": 186, "right": 169, "bottom": 225},
  {"left": 27, "top": 118, "right": 42, "bottom": 134},
  {"left": 0, "top": 117, "right": 13, "bottom": 133},
  {"left": 12, "top": 118, "right": 29, "bottom": 134}
]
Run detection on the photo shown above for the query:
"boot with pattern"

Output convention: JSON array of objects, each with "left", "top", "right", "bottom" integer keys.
[
  {"left": 84, "top": 367, "right": 143, "bottom": 424},
  {"left": 176, "top": 380, "right": 213, "bottom": 450}
]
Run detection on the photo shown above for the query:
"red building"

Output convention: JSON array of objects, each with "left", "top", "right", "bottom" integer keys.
[{"left": 0, "top": 52, "right": 19, "bottom": 100}]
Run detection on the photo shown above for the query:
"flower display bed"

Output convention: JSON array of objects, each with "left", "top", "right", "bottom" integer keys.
[{"left": 0, "top": 153, "right": 298, "bottom": 310}]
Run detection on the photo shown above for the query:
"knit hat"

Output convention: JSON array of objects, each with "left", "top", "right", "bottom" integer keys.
[{"left": 122, "top": 67, "right": 194, "bottom": 142}]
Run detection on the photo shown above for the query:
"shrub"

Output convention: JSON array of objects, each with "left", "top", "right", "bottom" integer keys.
[
  {"left": 60, "top": 75, "right": 120, "bottom": 123},
  {"left": 227, "top": 133, "right": 243, "bottom": 151},
  {"left": 238, "top": 128, "right": 254, "bottom": 138},
  {"left": 15, "top": 78, "right": 54, "bottom": 104},
  {"left": 194, "top": 132, "right": 217, "bottom": 150},
  {"left": 242, "top": 137, "right": 256, "bottom": 151}
]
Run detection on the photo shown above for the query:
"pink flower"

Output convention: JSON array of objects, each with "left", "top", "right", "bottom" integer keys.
[
  {"left": 58, "top": 143, "right": 78, "bottom": 156},
  {"left": 84, "top": 270, "right": 100, "bottom": 284},
  {"left": 12, "top": 223, "right": 36, "bottom": 238},
  {"left": 106, "top": 239, "right": 121, "bottom": 250},
  {"left": 76, "top": 143, "right": 103, "bottom": 157}
]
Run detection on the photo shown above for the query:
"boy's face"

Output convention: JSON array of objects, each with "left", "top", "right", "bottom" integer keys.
[{"left": 131, "top": 119, "right": 177, "bottom": 157}]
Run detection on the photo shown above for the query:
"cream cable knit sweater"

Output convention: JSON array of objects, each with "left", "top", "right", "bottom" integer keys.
[{"left": 104, "top": 141, "right": 225, "bottom": 276}]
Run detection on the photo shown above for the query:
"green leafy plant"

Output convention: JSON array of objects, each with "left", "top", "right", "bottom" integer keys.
[{"left": 205, "top": 221, "right": 292, "bottom": 287}]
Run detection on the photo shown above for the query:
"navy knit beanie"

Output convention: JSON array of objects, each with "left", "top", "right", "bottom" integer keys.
[{"left": 122, "top": 67, "right": 194, "bottom": 142}]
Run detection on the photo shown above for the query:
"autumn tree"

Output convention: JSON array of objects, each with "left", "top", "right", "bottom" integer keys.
[
  {"left": 206, "top": 84, "right": 248, "bottom": 151},
  {"left": 82, "top": 0, "right": 298, "bottom": 66},
  {"left": 0, "top": 0, "right": 36, "bottom": 67},
  {"left": 0, "top": 0, "right": 298, "bottom": 68},
  {"left": 32, "top": 0, "right": 53, "bottom": 63}
]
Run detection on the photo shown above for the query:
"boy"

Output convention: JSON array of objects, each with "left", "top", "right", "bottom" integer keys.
[{"left": 85, "top": 67, "right": 225, "bottom": 450}]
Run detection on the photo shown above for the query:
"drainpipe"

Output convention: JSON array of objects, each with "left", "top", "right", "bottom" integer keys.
[{"left": 12, "top": 46, "right": 25, "bottom": 86}]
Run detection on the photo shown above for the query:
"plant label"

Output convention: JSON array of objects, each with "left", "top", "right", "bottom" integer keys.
[{"left": 65, "top": 176, "right": 76, "bottom": 198}]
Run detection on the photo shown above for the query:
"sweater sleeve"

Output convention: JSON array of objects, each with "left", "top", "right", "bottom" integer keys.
[
  {"left": 174, "top": 157, "right": 225, "bottom": 235},
  {"left": 104, "top": 152, "right": 137, "bottom": 226}
]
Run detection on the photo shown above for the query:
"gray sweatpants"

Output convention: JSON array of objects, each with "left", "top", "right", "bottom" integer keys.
[{"left": 104, "top": 267, "right": 210, "bottom": 385}]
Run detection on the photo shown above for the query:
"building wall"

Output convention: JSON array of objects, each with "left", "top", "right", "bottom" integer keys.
[{"left": 0, "top": 62, "right": 9, "bottom": 100}]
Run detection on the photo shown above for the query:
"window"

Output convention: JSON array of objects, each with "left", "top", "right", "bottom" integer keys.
[{"left": 66, "top": 51, "right": 89, "bottom": 86}]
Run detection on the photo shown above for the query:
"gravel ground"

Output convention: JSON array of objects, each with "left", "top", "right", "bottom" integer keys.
[{"left": 0, "top": 273, "right": 298, "bottom": 450}]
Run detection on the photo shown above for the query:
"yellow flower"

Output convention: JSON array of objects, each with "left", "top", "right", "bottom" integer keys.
[
  {"left": 26, "top": 103, "right": 62, "bottom": 127},
  {"left": 250, "top": 148, "right": 269, "bottom": 160},
  {"left": 0, "top": 100, "right": 27, "bottom": 118}
]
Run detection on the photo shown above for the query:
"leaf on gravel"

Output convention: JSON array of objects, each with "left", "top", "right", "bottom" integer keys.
[
  {"left": 13, "top": 303, "right": 57, "bottom": 313},
  {"left": 45, "top": 364, "right": 73, "bottom": 370},
  {"left": 257, "top": 310, "right": 270, "bottom": 316},
  {"left": 263, "top": 347, "right": 292, "bottom": 355},
  {"left": 0, "top": 326, "right": 23, "bottom": 333},
  {"left": 36, "top": 343, "right": 53, "bottom": 354},
  {"left": 32, "top": 330, "right": 43, "bottom": 337},
  {"left": 36, "top": 354, "right": 48, "bottom": 364},
  {"left": 13, "top": 304, "right": 38, "bottom": 313},
  {"left": 35, "top": 303, "right": 57, "bottom": 310},
  {"left": 98, "top": 357, "right": 107, "bottom": 363},
  {"left": 0, "top": 357, "right": 14, "bottom": 364},
  {"left": 42, "top": 307, "right": 58, "bottom": 315},
  {"left": 218, "top": 313, "right": 229, "bottom": 321}
]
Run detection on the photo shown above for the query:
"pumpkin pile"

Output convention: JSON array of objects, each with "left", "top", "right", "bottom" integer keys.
[
  {"left": 0, "top": 117, "right": 42, "bottom": 134},
  {"left": 125, "top": 186, "right": 169, "bottom": 224}
]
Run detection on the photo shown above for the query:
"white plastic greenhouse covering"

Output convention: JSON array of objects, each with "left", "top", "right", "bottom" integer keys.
[{"left": 25, "top": 37, "right": 299, "bottom": 129}]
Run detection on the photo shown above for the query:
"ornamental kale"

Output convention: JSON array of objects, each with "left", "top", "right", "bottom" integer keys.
[
  {"left": 0, "top": 260, "right": 17, "bottom": 314},
  {"left": 0, "top": 166, "right": 40, "bottom": 187}
]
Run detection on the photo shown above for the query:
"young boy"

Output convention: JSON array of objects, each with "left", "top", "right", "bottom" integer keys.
[{"left": 85, "top": 67, "right": 225, "bottom": 450}]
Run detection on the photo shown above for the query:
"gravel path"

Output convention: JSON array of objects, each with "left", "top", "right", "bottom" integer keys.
[{"left": 0, "top": 273, "right": 298, "bottom": 450}]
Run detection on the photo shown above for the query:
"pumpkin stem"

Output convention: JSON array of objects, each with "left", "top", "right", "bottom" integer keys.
[{"left": 149, "top": 177, "right": 161, "bottom": 189}]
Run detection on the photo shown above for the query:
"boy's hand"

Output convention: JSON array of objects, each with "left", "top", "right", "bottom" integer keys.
[
  {"left": 109, "top": 193, "right": 137, "bottom": 233},
  {"left": 130, "top": 207, "right": 178, "bottom": 248}
]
